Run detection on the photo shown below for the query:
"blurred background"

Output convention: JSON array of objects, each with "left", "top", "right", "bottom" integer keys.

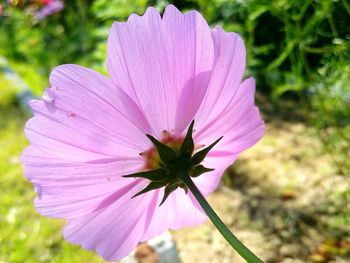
[{"left": 0, "top": 0, "right": 349, "bottom": 262}]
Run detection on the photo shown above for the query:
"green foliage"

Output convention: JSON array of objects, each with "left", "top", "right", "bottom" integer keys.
[
  {"left": 310, "top": 50, "right": 350, "bottom": 174},
  {"left": 0, "top": 1, "right": 100, "bottom": 83},
  {"left": 92, "top": 0, "right": 148, "bottom": 21}
]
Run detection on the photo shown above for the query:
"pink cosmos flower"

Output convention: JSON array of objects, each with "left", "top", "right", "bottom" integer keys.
[
  {"left": 34, "top": 0, "right": 64, "bottom": 20},
  {"left": 21, "top": 5, "right": 264, "bottom": 261}
]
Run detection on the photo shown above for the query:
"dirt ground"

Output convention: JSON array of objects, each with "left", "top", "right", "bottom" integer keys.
[{"left": 171, "top": 114, "right": 350, "bottom": 263}]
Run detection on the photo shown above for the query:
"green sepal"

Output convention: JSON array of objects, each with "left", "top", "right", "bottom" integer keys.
[
  {"left": 123, "top": 168, "right": 168, "bottom": 182},
  {"left": 191, "top": 136, "right": 223, "bottom": 165},
  {"left": 123, "top": 120, "right": 224, "bottom": 205},
  {"left": 180, "top": 120, "right": 195, "bottom": 159},
  {"left": 146, "top": 134, "right": 177, "bottom": 164},
  {"left": 132, "top": 181, "right": 167, "bottom": 199},
  {"left": 159, "top": 184, "right": 178, "bottom": 206},
  {"left": 190, "top": 165, "right": 214, "bottom": 177}
]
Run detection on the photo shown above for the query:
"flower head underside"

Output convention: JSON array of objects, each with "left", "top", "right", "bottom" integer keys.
[{"left": 123, "top": 120, "right": 222, "bottom": 205}]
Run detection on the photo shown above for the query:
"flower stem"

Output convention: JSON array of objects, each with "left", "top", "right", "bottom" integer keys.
[{"left": 181, "top": 173, "right": 264, "bottom": 263}]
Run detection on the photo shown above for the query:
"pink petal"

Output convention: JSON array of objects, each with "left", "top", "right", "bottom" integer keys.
[
  {"left": 107, "top": 5, "right": 214, "bottom": 137},
  {"left": 182, "top": 25, "right": 263, "bottom": 192},
  {"left": 195, "top": 26, "right": 246, "bottom": 130},
  {"left": 195, "top": 77, "right": 265, "bottom": 157},
  {"left": 21, "top": 146, "right": 145, "bottom": 219},
  {"left": 193, "top": 154, "right": 237, "bottom": 195},
  {"left": 141, "top": 188, "right": 207, "bottom": 241},
  {"left": 22, "top": 145, "right": 161, "bottom": 261},
  {"left": 63, "top": 181, "right": 154, "bottom": 261},
  {"left": 189, "top": 77, "right": 264, "bottom": 195},
  {"left": 25, "top": 64, "right": 152, "bottom": 162}
]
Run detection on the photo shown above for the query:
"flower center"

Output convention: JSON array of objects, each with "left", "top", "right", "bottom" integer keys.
[
  {"left": 140, "top": 131, "right": 184, "bottom": 170},
  {"left": 123, "top": 120, "right": 223, "bottom": 206}
]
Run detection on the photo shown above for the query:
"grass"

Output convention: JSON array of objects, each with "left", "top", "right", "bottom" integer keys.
[{"left": 0, "top": 74, "right": 106, "bottom": 263}]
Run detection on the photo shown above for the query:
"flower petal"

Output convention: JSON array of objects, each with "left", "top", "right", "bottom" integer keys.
[
  {"left": 193, "top": 154, "right": 237, "bottom": 195},
  {"left": 191, "top": 78, "right": 264, "bottom": 195},
  {"left": 25, "top": 64, "right": 151, "bottom": 162},
  {"left": 107, "top": 5, "right": 214, "bottom": 137},
  {"left": 195, "top": 26, "right": 246, "bottom": 129},
  {"left": 22, "top": 146, "right": 160, "bottom": 261},
  {"left": 195, "top": 77, "right": 265, "bottom": 157},
  {"left": 141, "top": 188, "right": 206, "bottom": 241},
  {"left": 63, "top": 181, "right": 154, "bottom": 261},
  {"left": 21, "top": 146, "right": 145, "bottom": 219}
]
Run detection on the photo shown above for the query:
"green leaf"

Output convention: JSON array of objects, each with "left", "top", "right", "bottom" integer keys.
[
  {"left": 180, "top": 120, "right": 195, "bottom": 158},
  {"left": 146, "top": 134, "right": 177, "bottom": 164},
  {"left": 191, "top": 136, "right": 223, "bottom": 165},
  {"left": 131, "top": 181, "right": 167, "bottom": 199},
  {"left": 159, "top": 184, "right": 178, "bottom": 206},
  {"left": 122, "top": 168, "right": 168, "bottom": 182},
  {"left": 190, "top": 165, "right": 214, "bottom": 177}
]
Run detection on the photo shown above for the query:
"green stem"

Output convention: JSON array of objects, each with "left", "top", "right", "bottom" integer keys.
[{"left": 181, "top": 174, "right": 264, "bottom": 263}]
